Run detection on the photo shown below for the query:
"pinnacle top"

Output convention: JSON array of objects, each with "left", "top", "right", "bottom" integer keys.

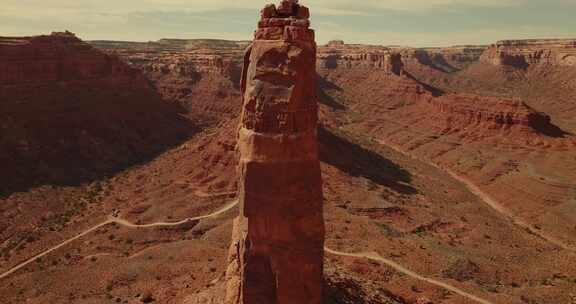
[
  {"left": 261, "top": 0, "right": 310, "bottom": 20},
  {"left": 255, "top": 0, "right": 314, "bottom": 41}
]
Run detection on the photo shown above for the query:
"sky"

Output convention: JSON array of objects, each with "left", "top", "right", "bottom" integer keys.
[{"left": 1, "top": 0, "right": 575, "bottom": 47}]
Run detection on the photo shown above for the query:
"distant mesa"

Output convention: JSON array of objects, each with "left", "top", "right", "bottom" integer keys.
[
  {"left": 50, "top": 30, "right": 77, "bottom": 38},
  {"left": 326, "top": 40, "right": 345, "bottom": 48},
  {"left": 430, "top": 94, "right": 568, "bottom": 137},
  {"left": 400, "top": 47, "right": 486, "bottom": 72},
  {"left": 317, "top": 44, "right": 403, "bottom": 74},
  {"left": 0, "top": 31, "right": 145, "bottom": 85},
  {"left": 481, "top": 38, "right": 576, "bottom": 68}
]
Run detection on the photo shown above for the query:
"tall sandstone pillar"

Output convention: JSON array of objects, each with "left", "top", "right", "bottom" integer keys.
[{"left": 225, "top": 1, "right": 324, "bottom": 303}]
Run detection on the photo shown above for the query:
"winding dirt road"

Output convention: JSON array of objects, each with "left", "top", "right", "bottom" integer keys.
[
  {"left": 0, "top": 198, "right": 495, "bottom": 304},
  {"left": 0, "top": 200, "right": 238, "bottom": 281},
  {"left": 112, "top": 199, "right": 238, "bottom": 228},
  {"left": 0, "top": 220, "right": 113, "bottom": 280},
  {"left": 324, "top": 248, "right": 495, "bottom": 304},
  {"left": 378, "top": 139, "right": 576, "bottom": 253}
]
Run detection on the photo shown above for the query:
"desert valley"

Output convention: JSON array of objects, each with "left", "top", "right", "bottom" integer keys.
[{"left": 1, "top": 1, "right": 576, "bottom": 303}]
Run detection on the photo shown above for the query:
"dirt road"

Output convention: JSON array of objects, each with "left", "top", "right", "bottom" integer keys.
[
  {"left": 325, "top": 247, "right": 495, "bottom": 304},
  {"left": 378, "top": 139, "right": 576, "bottom": 253},
  {"left": 1, "top": 198, "right": 494, "bottom": 304}
]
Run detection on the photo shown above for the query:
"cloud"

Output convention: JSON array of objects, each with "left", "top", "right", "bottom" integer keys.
[
  {"left": 316, "top": 23, "right": 576, "bottom": 47},
  {"left": 1, "top": 0, "right": 525, "bottom": 16},
  {"left": 1, "top": 0, "right": 574, "bottom": 46}
]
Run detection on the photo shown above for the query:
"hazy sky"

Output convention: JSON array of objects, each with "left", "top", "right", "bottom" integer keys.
[{"left": 1, "top": 0, "right": 575, "bottom": 47}]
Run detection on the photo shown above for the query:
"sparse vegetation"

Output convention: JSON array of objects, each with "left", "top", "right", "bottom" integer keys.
[{"left": 375, "top": 222, "right": 404, "bottom": 238}]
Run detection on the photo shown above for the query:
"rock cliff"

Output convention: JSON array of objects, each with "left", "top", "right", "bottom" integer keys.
[
  {"left": 225, "top": 1, "right": 325, "bottom": 303},
  {"left": 318, "top": 43, "right": 403, "bottom": 75},
  {"left": 428, "top": 46, "right": 486, "bottom": 67},
  {"left": 90, "top": 38, "right": 250, "bottom": 53},
  {"left": 401, "top": 46, "right": 486, "bottom": 72},
  {"left": 91, "top": 42, "right": 245, "bottom": 121},
  {"left": 0, "top": 32, "right": 193, "bottom": 195},
  {"left": 0, "top": 32, "right": 146, "bottom": 86},
  {"left": 480, "top": 39, "right": 576, "bottom": 68},
  {"left": 131, "top": 50, "right": 243, "bottom": 109},
  {"left": 429, "top": 94, "right": 565, "bottom": 136}
]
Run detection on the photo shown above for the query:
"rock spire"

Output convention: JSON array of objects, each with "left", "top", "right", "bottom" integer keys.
[{"left": 225, "top": 0, "right": 325, "bottom": 303}]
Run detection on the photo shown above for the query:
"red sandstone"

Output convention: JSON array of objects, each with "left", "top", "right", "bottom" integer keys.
[{"left": 225, "top": 1, "right": 325, "bottom": 303}]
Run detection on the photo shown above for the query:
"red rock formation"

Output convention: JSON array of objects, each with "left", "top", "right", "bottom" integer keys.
[
  {"left": 139, "top": 51, "right": 240, "bottom": 78},
  {"left": 89, "top": 38, "right": 250, "bottom": 53},
  {"left": 430, "top": 46, "right": 486, "bottom": 67},
  {"left": 0, "top": 32, "right": 146, "bottom": 86},
  {"left": 0, "top": 32, "right": 193, "bottom": 194},
  {"left": 326, "top": 40, "right": 345, "bottom": 49},
  {"left": 134, "top": 50, "right": 243, "bottom": 104},
  {"left": 90, "top": 42, "right": 246, "bottom": 121},
  {"left": 429, "top": 94, "right": 557, "bottom": 134},
  {"left": 318, "top": 43, "right": 403, "bottom": 75},
  {"left": 225, "top": 1, "right": 325, "bottom": 303},
  {"left": 480, "top": 39, "right": 576, "bottom": 68},
  {"left": 400, "top": 46, "right": 486, "bottom": 72}
]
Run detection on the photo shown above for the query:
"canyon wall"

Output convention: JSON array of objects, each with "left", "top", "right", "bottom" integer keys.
[
  {"left": 0, "top": 32, "right": 146, "bottom": 86},
  {"left": 480, "top": 39, "right": 576, "bottom": 68},
  {"left": 426, "top": 46, "right": 486, "bottom": 66},
  {"left": 429, "top": 94, "right": 557, "bottom": 134},
  {"left": 0, "top": 32, "right": 193, "bottom": 195},
  {"left": 401, "top": 46, "right": 486, "bottom": 72},
  {"left": 130, "top": 50, "right": 243, "bottom": 104},
  {"left": 90, "top": 42, "right": 245, "bottom": 121},
  {"left": 318, "top": 45, "right": 403, "bottom": 75}
]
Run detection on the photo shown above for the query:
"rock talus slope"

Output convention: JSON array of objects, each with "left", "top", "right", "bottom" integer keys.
[{"left": 225, "top": 1, "right": 325, "bottom": 303}]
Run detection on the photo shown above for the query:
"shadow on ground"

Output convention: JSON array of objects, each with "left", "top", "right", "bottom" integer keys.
[
  {"left": 319, "top": 127, "right": 417, "bottom": 195},
  {"left": 317, "top": 76, "right": 347, "bottom": 111},
  {"left": 0, "top": 86, "right": 198, "bottom": 198},
  {"left": 532, "top": 117, "right": 573, "bottom": 138}
]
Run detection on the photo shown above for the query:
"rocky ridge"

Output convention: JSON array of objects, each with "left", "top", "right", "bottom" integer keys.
[
  {"left": 0, "top": 32, "right": 194, "bottom": 195},
  {"left": 89, "top": 38, "right": 250, "bottom": 53},
  {"left": 429, "top": 94, "right": 561, "bottom": 135},
  {"left": 400, "top": 46, "right": 486, "bottom": 73},
  {"left": 480, "top": 39, "right": 576, "bottom": 68},
  {"left": 0, "top": 32, "right": 145, "bottom": 87},
  {"left": 318, "top": 44, "right": 403, "bottom": 75}
]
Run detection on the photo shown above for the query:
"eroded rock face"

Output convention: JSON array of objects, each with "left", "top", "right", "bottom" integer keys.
[
  {"left": 318, "top": 42, "right": 403, "bottom": 74},
  {"left": 134, "top": 50, "right": 243, "bottom": 103},
  {"left": 430, "top": 94, "right": 556, "bottom": 133},
  {"left": 225, "top": 1, "right": 325, "bottom": 303},
  {"left": 480, "top": 39, "right": 576, "bottom": 68},
  {"left": 0, "top": 32, "right": 193, "bottom": 194},
  {"left": 0, "top": 32, "right": 146, "bottom": 86},
  {"left": 400, "top": 46, "right": 486, "bottom": 72}
]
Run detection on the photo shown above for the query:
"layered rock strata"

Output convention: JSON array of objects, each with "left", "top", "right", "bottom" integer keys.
[
  {"left": 480, "top": 39, "right": 576, "bottom": 68},
  {"left": 0, "top": 31, "right": 145, "bottom": 86},
  {"left": 133, "top": 50, "right": 243, "bottom": 102},
  {"left": 429, "top": 94, "right": 557, "bottom": 133},
  {"left": 0, "top": 32, "right": 192, "bottom": 194},
  {"left": 225, "top": 1, "right": 325, "bottom": 303},
  {"left": 401, "top": 46, "right": 486, "bottom": 72},
  {"left": 318, "top": 42, "right": 403, "bottom": 74}
]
